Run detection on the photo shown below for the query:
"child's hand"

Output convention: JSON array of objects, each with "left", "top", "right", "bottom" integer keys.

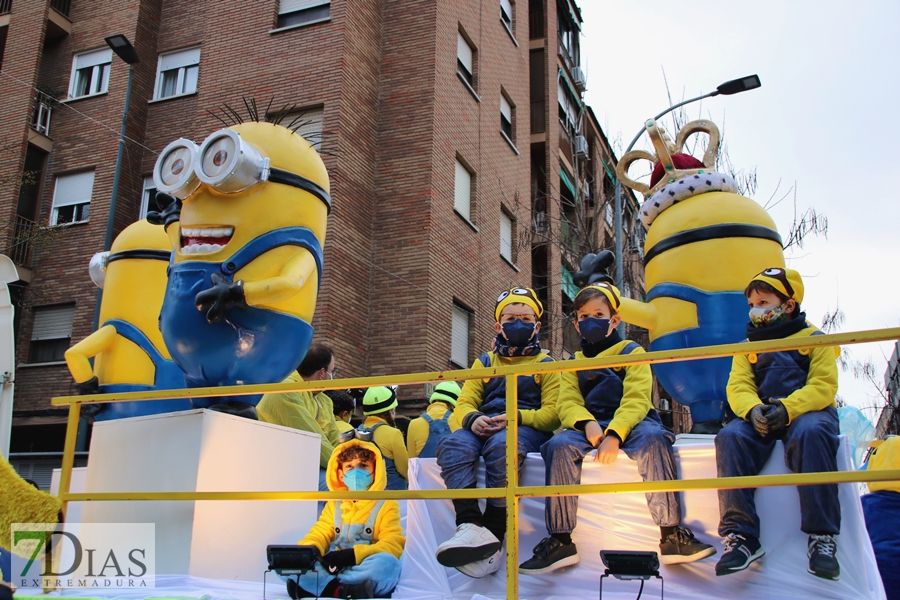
[
  {"left": 321, "top": 548, "right": 356, "bottom": 573},
  {"left": 748, "top": 404, "right": 770, "bottom": 437},
  {"left": 487, "top": 414, "right": 508, "bottom": 433},
  {"left": 471, "top": 415, "right": 496, "bottom": 437},
  {"left": 594, "top": 435, "right": 620, "bottom": 464},
  {"left": 765, "top": 399, "right": 789, "bottom": 432},
  {"left": 584, "top": 421, "right": 604, "bottom": 447}
]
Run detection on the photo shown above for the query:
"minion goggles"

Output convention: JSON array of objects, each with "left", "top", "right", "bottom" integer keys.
[
  {"left": 575, "top": 282, "right": 621, "bottom": 310},
  {"left": 153, "top": 129, "right": 332, "bottom": 212},
  {"left": 339, "top": 427, "right": 375, "bottom": 444},
  {"left": 495, "top": 287, "right": 544, "bottom": 321}
]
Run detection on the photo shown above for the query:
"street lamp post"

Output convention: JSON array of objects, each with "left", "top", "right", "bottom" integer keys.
[
  {"left": 613, "top": 75, "right": 761, "bottom": 330},
  {"left": 93, "top": 35, "right": 139, "bottom": 330}
]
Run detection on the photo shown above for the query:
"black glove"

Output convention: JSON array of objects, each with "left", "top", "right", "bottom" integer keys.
[
  {"left": 74, "top": 376, "right": 100, "bottom": 395},
  {"left": 321, "top": 548, "right": 356, "bottom": 573},
  {"left": 146, "top": 193, "right": 182, "bottom": 231},
  {"left": 748, "top": 404, "right": 770, "bottom": 437},
  {"left": 194, "top": 273, "right": 247, "bottom": 324},
  {"left": 765, "top": 399, "right": 789, "bottom": 432}
]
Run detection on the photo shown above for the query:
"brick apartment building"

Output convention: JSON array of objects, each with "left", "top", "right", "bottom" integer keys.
[{"left": 0, "top": 0, "right": 645, "bottom": 484}]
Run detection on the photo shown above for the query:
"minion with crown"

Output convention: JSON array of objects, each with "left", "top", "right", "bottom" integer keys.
[
  {"left": 149, "top": 121, "right": 330, "bottom": 411},
  {"left": 64, "top": 220, "right": 191, "bottom": 419},
  {"left": 605, "top": 119, "right": 786, "bottom": 432}
]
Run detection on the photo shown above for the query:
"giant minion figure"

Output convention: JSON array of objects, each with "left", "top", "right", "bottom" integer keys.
[
  {"left": 611, "top": 119, "right": 785, "bottom": 432},
  {"left": 65, "top": 220, "right": 190, "bottom": 420},
  {"left": 150, "top": 122, "right": 330, "bottom": 408}
]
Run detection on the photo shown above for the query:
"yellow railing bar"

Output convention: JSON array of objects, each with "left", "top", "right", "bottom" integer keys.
[
  {"left": 49, "top": 327, "right": 900, "bottom": 406},
  {"left": 505, "top": 374, "right": 519, "bottom": 599}
]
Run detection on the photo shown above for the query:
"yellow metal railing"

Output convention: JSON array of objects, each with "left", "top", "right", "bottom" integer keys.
[{"left": 51, "top": 327, "right": 900, "bottom": 600}]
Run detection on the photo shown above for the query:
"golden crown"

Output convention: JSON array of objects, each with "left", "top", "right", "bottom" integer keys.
[{"left": 616, "top": 119, "right": 721, "bottom": 197}]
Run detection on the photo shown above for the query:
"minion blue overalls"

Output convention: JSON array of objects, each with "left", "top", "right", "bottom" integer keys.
[
  {"left": 418, "top": 412, "right": 453, "bottom": 459},
  {"left": 294, "top": 500, "right": 402, "bottom": 596},
  {"left": 367, "top": 424, "right": 408, "bottom": 491},
  {"left": 94, "top": 318, "right": 192, "bottom": 420},
  {"left": 159, "top": 227, "right": 322, "bottom": 405}
]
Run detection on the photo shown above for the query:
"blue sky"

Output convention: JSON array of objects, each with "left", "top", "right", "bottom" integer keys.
[{"left": 581, "top": 1, "right": 900, "bottom": 420}]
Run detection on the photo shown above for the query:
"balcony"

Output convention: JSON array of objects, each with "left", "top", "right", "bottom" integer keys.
[
  {"left": 530, "top": 100, "right": 545, "bottom": 134},
  {"left": 50, "top": 0, "right": 70, "bottom": 17},
  {"left": 30, "top": 91, "right": 54, "bottom": 137},
  {"left": 0, "top": 0, "right": 11, "bottom": 15},
  {"left": 9, "top": 215, "right": 38, "bottom": 268}
]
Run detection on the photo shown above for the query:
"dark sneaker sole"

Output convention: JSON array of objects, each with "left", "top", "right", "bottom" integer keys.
[
  {"left": 808, "top": 567, "right": 840, "bottom": 581},
  {"left": 519, "top": 553, "right": 580, "bottom": 575},
  {"left": 436, "top": 541, "right": 502, "bottom": 568},
  {"left": 715, "top": 548, "right": 765, "bottom": 576},
  {"left": 660, "top": 545, "right": 717, "bottom": 565}
]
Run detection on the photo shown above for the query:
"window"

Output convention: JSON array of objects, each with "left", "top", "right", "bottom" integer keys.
[
  {"left": 140, "top": 176, "right": 162, "bottom": 220},
  {"left": 154, "top": 47, "right": 200, "bottom": 100},
  {"left": 558, "top": 79, "right": 578, "bottom": 135},
  {"left": 500, "top": 210, "right": 514, "bottom": 263},
  {"left": 51, "top": 171, "right": 93, "bottom": 225},
  {"left": 557, "top": 2, "right": 580, "bottom": 67},
  {"left": 68, "top": 48, "right": 112, "bottom": 99},
  {"left": 500, "top": 0, "right": 514, "bottom": 34},
  {"left": 29, "top": 304, "right": 74, "bottom": 363},
  {"left": 605, "top": 202, "right": 614, "bottom": 226},
  {"left": 500, "top": 93, "right": 513, "bottom": 140},
  {"left": 454, "top": 158, "right": 473, "bottom": 222},
  {"left": 277, "top": 0, "right": 330, "bottom": 29},
  {"left": 270, "top": 105, "right": 324, "bottom": 146},
  {"left": 457, "top": 31, "right": 475, "bottom": 87},
  {"left": 451, "top": 304, "right": 471, "bottom": 368}
]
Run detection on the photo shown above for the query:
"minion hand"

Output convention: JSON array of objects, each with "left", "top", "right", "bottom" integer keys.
[
  {"left": 765, "top": 399, "right": 789, "bottom": 432},
  {"left": 195, "top": 273, "right": 247, "bottom": 324},
  {"left": 748, "top": 404, "right": 770, "bottom": 437},
  {"left": 74, "top": 376, "right": 100, "bottom": 395},
  {"left": 321, "top": 548, "right": 357, "bottom": 574},
  {"left": 145, "top": 193, "right": 182, "bottom": 231}
]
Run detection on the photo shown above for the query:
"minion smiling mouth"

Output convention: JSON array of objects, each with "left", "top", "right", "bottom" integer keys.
[{"left": 180, "top": 226, "right": 234, "bottom": 255}]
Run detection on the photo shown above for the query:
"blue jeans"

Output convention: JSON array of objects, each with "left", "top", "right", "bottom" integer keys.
[
  {"left": 716, "top": 406, "right": 841, "bottom": 538},
  {"left": 542, "top": 416, "right": 680, "bottom": 534},
  {"left": 437, "top": 425, "right": 551, "bottom": 508}
]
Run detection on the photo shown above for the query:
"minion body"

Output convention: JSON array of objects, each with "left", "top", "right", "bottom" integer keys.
[
  {"left": 619, "top": 191, "right": 785, "bottom": 424},
  {"left": 64, "top": 220, "right": 190, "bottom": 420},
  {"left": 158, "top": 123, "right": 328, "bottom": 399}
]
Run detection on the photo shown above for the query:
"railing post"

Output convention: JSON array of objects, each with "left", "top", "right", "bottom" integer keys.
[
  {"left": 504, "top": 374, "right": 519, "bottom": 600},
  {"left": 58, "top": 400, "right": 82, "bottom": 519}
]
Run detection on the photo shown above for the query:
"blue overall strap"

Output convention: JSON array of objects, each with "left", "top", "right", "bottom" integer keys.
[
  {"left": 479, "top": 352, "right": 492, "bottom": 368},
  {"left": 422, "top": 414, "right": 433, "bottom": 423},
  {"left": 369, "top": 422, "right": 386, "bottom": 431},
  {"left": 362, "top": 500, "right": 386, "bottom": 539},
  {"left": 441, "top": 411, "right": 452, "bottom": 422},
  {"left": 219, "top": 227, "right": 324, "bottom": 288},
  {"left": 646, "top": 282, "right": 707, "bottom": 303},
  {"left": 103, "top": 319, "right": 167, "bottom": 365},
  {"left": 621, "top": 341, "right": 641, "bottom": 355}
]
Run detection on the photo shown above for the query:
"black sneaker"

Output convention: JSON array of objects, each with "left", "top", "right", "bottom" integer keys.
[
  {"left": 715, "top": 532, "right": 764, "bottom": 576},
  {"left": 659, "top": 526, "right": 717, "bottom": 564},
  {"left": 808, "top": 534, "right": 840, "bottom": 581},
  {"left": 341, "top": 580, "right": 375, "bottom": 599},
  {"left": 519, "top": 536, "right": 579, "bottom": 575}
]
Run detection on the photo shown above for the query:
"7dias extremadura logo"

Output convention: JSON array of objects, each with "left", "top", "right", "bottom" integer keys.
[{"left": 10, "top": 523, "right": 155, "bottom": 590}]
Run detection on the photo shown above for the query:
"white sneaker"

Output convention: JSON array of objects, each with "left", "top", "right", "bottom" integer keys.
[
  {"left": 456, "top": 546, "right": 504, "bottom": 578},
  {"left": 436, "top": 523, "right": 502, "bottom": 567}
]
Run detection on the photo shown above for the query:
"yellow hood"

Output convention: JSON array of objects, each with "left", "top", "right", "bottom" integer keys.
[{"left": 868, "top": 437, "right": 900, "bottom": 494}]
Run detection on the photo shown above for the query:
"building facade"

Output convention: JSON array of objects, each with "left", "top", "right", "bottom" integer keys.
[{"left": 0, "top": 0, "right": 646, "bottom": 479}]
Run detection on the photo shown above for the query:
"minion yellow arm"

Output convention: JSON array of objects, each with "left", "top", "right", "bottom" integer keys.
[
  {"left": 64, "top": 325, "right": 117, "bottom": 384},
  {"left": 618, "top": 298, "right": 657, "bottom": 332},
  {"left": 243, "top": 249, "right": 317, "bottom": 307}
]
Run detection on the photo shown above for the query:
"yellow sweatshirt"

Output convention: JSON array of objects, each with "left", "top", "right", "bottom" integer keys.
[
  {"left": 256, "top": 371, "right": 341, "bottom": 468},
  {"left": 406, "top": 402, "right": 460, "bottom": 458},
  {"left": 727, "top": 326, "right": 839, "bottom": 423},
  {"left": 1, "top": 458, "right": 62, "bottom": 555},
  {"left": 299, "top": 439, "right": 405, "bottom": 563},
  {"left": 363, "top": 415, "right": 409, "bottom": 480},
  {"left": 454, "top": 351, "right": 561, "bottom": 432},
  {"left": 557, "top": 341, "right": 653, "bottom": 442},
  {"left": 335, "top": 419, "right": 355, "bottom": 434}
]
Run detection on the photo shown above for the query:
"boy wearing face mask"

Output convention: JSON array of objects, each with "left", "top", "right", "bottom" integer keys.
[
  {"left": 327, "top": 389, "right": 357, "bottom": 434},
  {"left": 435, "top": 287, "right": 560, "bottom": 578},
  {"left": 715, "top": 268, "right": 841, "bottom": 581},
  {"left": 361, "top": 386, "right": 409, "bottom": 490},
  {"left": 520, "top": 283, "right": 714, "bottom": 575},
  {"left": 285, "top": 439, "right": 405, "bottom": 599}
]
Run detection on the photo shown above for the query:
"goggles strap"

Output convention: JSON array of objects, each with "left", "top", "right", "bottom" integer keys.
[
  {"left": 268, "top": 167, "right": 332, "bottom": 213},
  {"left": 107, "top": 249, "right": 173, "bottom": 263}
]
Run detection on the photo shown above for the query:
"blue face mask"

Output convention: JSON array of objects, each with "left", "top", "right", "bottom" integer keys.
[
  {"left": 500, "top": 319, "right": 537, "bottom": 346},
  {"left": 579, "top": 317, "right": 612, "bottom": 345},
  {"left": 343, "top": 467, "right": 374, "bottom": 491}
]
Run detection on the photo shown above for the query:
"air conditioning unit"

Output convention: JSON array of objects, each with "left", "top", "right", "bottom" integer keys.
[
  {"left": 575, "top": 135, "right": 589, "bottom": 159},
  {"left": 572, "top": 67, "right": 587, "bottom": 93}
]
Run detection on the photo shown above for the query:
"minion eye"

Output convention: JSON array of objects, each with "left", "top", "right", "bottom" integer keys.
[
  {"left": 512, "top": 288, "right": 530, "bottom": 295},
  {"left": 154, "top": 139, "right": 200, "bottom": 199},
  {"left": 496, "top": 291, "right": 510, "bottom": 303},
  {"left": 763, "top": 268, "right": 783, "bottom": 276},
  {"left": 196, "top": 129, "right": 269, "bottom": 193}
]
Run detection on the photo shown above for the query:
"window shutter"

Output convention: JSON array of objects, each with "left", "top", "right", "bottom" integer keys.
[
  {"left": 279, "top": 0, "right": 329, "bottom": 14},
  {"left": 286, "top": 107, "right": 324, "bottom": 144},
  {"left": 500, "top": 0, "right": 513, "bottom": 20},
  {"left": 457, "top": 33, "right": 473, "bottom": 74},
  {"left": 451, "top": 305, "right": 470, "bottom": 367},
  {"left": 52, "top": 171, "right": 94, "bottom": 208},
  {"left": 159, "top": 47, "right": 201, "bottom": 71},
  {"left": 500, "top": 95, "right": 512, "bottom": 121},
  {"left": 454, "top": 160, "right": 471, "bottom": 220},
  {"left": 500, "top": 212, "right": 512, "bottom": 260},
  {"left": 74, "top": 48, "right": 112, "bottom": 70},
  {"left": 31, "top": 305, "right": 75, "bottom": 340}
]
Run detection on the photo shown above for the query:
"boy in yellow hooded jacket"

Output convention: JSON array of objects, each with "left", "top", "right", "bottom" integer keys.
[{"left": 284, "top": 438, "right": 405, "bottom": 599}]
